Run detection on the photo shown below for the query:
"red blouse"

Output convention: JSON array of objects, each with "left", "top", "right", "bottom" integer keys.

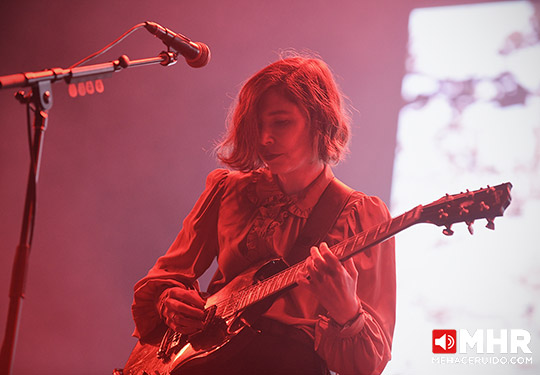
[{"left": 132, "top": 166, "right": 396, "bottom": 375}]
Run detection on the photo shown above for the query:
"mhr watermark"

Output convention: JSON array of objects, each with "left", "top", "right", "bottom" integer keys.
[{"left": 432, "top": 329, "right": 533, "bottom": 366}]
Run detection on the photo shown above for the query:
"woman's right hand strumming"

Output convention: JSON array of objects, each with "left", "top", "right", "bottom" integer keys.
[{"left": 158, "top": 287, "right": 206, "bottom": 335}]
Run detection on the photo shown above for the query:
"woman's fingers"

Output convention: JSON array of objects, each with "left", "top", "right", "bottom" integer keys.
[
  {"left": 343, "top": 257, "right": 359, "bottom": 280},
  {"left": 307, "top": 243, "right": 343, "bottom": 280},
  {"left": 166, "top": 314, "right": 204, "bottom": 335},
  {"left": 168, "top": 287, "right": 206, "bottom": 309},
  {"left": 166, "top": 297, "right": 205, "bottom": 320},
  {"left": 297, "top": 243, "right": 361, "bottom": 321},
  {"left": 161, "top": 287, "right": 206, "bottom": 334}
]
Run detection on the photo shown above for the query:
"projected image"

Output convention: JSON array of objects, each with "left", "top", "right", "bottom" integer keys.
[{"left": 387, "top": 1, "right": 539, "bottom": 374}]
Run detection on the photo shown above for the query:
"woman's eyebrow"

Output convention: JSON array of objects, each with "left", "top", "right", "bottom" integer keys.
[{"left": 266, "top": 110, "right": 292, "bottom": 116}]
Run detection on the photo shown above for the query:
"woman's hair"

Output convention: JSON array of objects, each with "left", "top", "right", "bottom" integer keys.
[{"left": 216, "top": 55, "right": 351, "bottom": 171}]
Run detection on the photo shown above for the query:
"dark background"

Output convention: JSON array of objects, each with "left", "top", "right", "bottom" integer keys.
[{"left": 0, "top": 0, "right": 504, "bottom": 373}]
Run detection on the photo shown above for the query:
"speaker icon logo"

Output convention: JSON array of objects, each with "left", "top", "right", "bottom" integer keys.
[{"left": 433, "top": 329, "right": 457, "bottom": 353}]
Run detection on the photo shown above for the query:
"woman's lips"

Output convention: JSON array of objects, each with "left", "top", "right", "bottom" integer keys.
[{"left": 261, "top": 152, "right": 283, "bottom": 162}]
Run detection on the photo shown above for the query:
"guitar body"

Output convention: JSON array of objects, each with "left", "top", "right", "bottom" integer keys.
[
  {"left": 123, "top": 259, "right": 288, "bottom": 375},
  {"left": 124, "top": 327, "right": 259, "bottom": 375},
  {"left": 124, "top": 337, "right": 173, "bottom": 375}
]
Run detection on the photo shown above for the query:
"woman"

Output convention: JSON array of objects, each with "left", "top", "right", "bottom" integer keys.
[{"left": 131, "top": 56, "right": 396, "bottom": 374}]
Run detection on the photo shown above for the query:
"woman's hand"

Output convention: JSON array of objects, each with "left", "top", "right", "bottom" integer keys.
[
  {"left": 297, "top": 242, "right": 361, "bottom": 325},
  {"left": 158, "top": 287, "right": 206, "bottom": 335}
]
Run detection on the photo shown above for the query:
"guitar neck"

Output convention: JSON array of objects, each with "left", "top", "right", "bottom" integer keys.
[
  {"left": 332, "top": 205, "right": 422, "bottom": 261},
  {"left": 215, "top": 206, "right": 423, "bottom": 318}
]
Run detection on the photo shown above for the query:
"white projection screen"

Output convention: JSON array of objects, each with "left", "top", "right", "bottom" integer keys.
[{"left": 386, "top": 1, "right": 539, "bottom": 374}]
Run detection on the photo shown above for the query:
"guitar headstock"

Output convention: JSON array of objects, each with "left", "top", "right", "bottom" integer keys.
[{"left": 420, "top": 182, "right": 512, "bottom": 235}]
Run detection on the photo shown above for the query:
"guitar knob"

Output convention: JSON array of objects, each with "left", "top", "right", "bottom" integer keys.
[
  {"left": 486, "top": 218, "right": 495, "bottom": 230},
  {"left": 443, "top": 225, "right": 454, "bottom": 236}
]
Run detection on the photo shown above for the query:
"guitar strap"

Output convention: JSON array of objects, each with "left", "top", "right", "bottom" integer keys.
[{"left": 284, "top": 177, "right": 355, "bottom": 265}]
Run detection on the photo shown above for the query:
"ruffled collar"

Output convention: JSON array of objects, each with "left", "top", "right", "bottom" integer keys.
[{"left": 247, "top": 165, "right": 334, "bottom": 218}]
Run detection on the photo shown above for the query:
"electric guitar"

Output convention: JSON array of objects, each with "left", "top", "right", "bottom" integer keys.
[{"left": 121, "top": 182, "right": 512, "bottom": 375}]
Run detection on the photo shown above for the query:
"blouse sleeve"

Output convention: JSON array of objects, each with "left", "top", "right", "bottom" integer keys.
[
  {"left": 314, "top": 193, "right": 396, "bottom": 375},
  {"left": 131, "top": 169, "right": 229, "bottom": 340}
]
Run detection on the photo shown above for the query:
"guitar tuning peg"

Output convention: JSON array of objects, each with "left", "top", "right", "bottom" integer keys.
[
  {"left": 486, "top": 218, "right": 495, "bottom": 230},
  {"left": 466, "top": 221, "right": 474, "bottom": 235},
  {"left": 443, "top": 225, "right": 454, "bottom": 236},
  {"left": 438, "top": 208, "right": 449, "bottom": 220},
  {"left": 479, "top": 201, "right": 490, "bottom": 211}
]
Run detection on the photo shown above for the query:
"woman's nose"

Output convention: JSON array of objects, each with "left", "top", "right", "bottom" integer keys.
[{"left": 260, "top": 126, "right": 274, "bottom": 146}]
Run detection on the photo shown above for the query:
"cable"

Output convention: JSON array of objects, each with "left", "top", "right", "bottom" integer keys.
[{"left": 69, "top": 22, "right": 147, "bottom": 68}]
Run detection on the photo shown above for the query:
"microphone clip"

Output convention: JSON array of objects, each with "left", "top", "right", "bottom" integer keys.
[{"left": 159, "top": 51, "right": 178, "bottom": 67}]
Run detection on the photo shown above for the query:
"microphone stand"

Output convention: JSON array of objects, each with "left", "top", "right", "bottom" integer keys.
[{"left": 0, "top": 51, "right": 178, "bottom": 375}]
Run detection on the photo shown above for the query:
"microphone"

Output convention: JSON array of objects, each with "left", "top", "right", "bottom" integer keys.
[{"left": 144, "top": 21, "right": 210, "bottom": 68}]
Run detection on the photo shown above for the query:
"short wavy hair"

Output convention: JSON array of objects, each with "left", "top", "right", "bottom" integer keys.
[{"left": 217, "top": 56, "right": 351, "bottom": 171}]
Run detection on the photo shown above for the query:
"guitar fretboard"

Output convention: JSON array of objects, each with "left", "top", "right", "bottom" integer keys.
[{"left": 213, "top": 206, "right": 423, "bottom": 318}]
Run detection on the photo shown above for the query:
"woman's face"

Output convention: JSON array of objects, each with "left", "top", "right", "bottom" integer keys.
[{"left": 257, "top": 89, "right": 320, "bottom": 179}]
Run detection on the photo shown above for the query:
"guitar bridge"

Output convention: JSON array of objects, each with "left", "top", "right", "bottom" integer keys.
[
  {"left": 156, "top": 305, "right": 220, "bottom": 362},
  {"left": 157, "top": 329, "right": 183, "bottom": 362}
]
